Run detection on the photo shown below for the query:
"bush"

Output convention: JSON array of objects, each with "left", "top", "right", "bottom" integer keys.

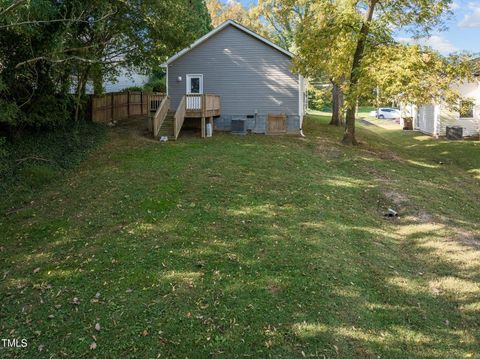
[
  {"left": 121, "top": 86, "right": 144, "bottom": 92},
  {"left": 308, "top": 86, "right": 331, "bottom": 111},
  {"left": 0, "top": 137, "right": 10, "bottom": 178},
  {"left": 143, "top": 76, "right": 166, "bottom": 93}
]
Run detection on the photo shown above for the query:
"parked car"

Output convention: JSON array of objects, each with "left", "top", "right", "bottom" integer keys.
[{"left": 374, "top": 108, "right": 401, "bottom": 119}]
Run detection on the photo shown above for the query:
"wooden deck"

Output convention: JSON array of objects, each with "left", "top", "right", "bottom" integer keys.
[{"left": 184, "top": 94, "right": 221, "bottom": 118}]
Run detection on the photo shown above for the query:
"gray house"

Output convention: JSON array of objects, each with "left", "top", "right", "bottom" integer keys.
[{"left": 157, "top": 20, "right": 306, "bottom": 139}]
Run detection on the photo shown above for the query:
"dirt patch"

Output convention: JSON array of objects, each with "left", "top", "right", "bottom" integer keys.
[
  {"left": 455, "top": 230, "right": 480, "bottom": 250},
  {"left": 401, "top": 211, "right": 435, "bottom": 224},
  {"left": 316, "top": 143, "right": 344, "bottom": 160},
  {"left": 384, "top": 190, "right": 409, "bottom": 206},
  {"left": 267, "top": 282, "right": 282, "bottom": 294}
]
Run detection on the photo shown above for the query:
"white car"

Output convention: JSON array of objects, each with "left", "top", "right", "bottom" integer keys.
[{"left": 374, "top": 108, "right": 401, "bottom": 119}]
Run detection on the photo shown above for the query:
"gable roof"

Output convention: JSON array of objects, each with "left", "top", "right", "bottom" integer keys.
[{"left": 162, "top": 20, "right": 293, "bottom": 66}]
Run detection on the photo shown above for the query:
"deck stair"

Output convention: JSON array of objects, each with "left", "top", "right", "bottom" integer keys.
[
  {"left": 151, "top": 94, "right": 220, "bottom": 140},
  {"left": 157, "top": 110, "right": 175, "bottom": 139}
]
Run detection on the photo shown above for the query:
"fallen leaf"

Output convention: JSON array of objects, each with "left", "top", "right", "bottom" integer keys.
[
  {"left": 95, "top": 323, "right": 101, "bottom": 331},
  {"left": 33, "top": 268, "right": 40, "bottom": 274},
  {"left": 90, "top": 342, "right": 97, "bottom": 350},
  {"left": 142, "top": 329, "right": 149, "bottom": 336}
]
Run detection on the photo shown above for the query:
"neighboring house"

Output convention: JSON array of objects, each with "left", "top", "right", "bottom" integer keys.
[
  {"left": 102, "top": 69, "right": 149, "bottom": 93},
  {"left": 161, "top": 20, "right": 307, "bottom": 136},
  {"left": 401, "top": 77, "right": 480, "bottom": 138},
  {"left": 71, "top": 68, "right": 149, "bottom": 94}
]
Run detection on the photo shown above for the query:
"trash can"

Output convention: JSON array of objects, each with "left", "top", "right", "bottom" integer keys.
[
  {"left": 446, "top": 125, "right": 463, "bottom": 140},
  {"left": 403, "top": 117, "right": 413, "bottom": 130}
]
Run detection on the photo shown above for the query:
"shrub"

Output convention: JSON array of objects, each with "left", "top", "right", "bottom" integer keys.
[
  {"left": 143, "top": 76, "right": 166, "bottom": 93},
  {"left": 121, "top": 86, "right": 144, "bottom": 92}
]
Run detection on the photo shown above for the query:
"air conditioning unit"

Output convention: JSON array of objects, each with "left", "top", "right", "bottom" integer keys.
[
  {"left": 446, "top": 125, "right": 463, "bottom": 140},
  {"left": 231, "top": 119, "right": 247, "bottom": 135}
]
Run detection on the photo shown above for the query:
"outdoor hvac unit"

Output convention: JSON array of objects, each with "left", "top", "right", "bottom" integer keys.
[
  {"left": 446, "top": 125, "right": 463, "bottom": 140},
  {"left": 231, "top": 119, "right": 247, "bottom": 135}
]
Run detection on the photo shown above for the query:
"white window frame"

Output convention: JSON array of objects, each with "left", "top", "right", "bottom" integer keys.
[{"left": 186, "top": 74, "right": 204, "bottom": 94}]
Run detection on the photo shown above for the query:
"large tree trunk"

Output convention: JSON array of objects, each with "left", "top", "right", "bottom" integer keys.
[
  {"left": 342, "top": 0, "right": 377, "bottom": 145},
  {"left": 92, "top": 64, "right": 103, "bottom": 95},
  {"left": 74, "top": 68, "right": 89, "bottom": 122},
  {"left": 330, "top": 80, "right": 344, "bottom": 126},
  {"left": 342, "top": 107, "right": 357, "bottom": 145}
]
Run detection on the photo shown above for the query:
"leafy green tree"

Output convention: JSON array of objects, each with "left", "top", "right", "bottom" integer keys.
[
  {"left": 293, "top": 0, "right": 473, "bottom": 144},
  {"left": 0, "top": 0, "right": 212, "bottom": 132}
]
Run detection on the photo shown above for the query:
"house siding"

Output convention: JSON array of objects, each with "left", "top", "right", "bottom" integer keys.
[
  {"left": 410, "top": 80, "right": 480, "bottom": 137},
  {"left": 438, "top": 81, "right": 480, "bottom": 137},
  {"left": 417, "top": 105, "right": 436, "bottom": 135},
  {"left": 167, "top": 24, "right": 300, "bottom": 133}
]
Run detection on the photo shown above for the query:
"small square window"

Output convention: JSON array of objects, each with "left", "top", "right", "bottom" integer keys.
[{"left": 459, "top": 100, "right": 474, "bottom": 118}]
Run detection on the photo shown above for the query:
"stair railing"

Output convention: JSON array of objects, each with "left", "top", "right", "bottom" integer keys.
[
  {"left": 152, "top": 96, "right": 170, "bottom": 138},
  {"left": 174, "top": 96, "right": 186, "bottom": 140}
]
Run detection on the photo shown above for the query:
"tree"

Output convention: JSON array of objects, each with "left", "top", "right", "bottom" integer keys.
[
  {"left": 252, "top": 0, "right": 309, "bottom": 51},
  {"left": 0, "top": 0, "right": 212, "bottom": 131},
  {"left": 206, "top": 0, "right": 268, "bottom": 37},
  {"left": 293, "top": 0, "right": 469, "bottom": 145}
]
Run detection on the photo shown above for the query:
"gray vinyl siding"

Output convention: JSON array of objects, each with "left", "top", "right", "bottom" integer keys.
[{"left": 167, "top": 24, "right": 299, "bottom": 117}]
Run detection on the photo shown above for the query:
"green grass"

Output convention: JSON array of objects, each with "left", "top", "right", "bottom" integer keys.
[{"left": 1, "top": 114, "right": 479, "bottom": 358}]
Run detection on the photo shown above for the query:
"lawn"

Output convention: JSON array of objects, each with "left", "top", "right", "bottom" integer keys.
[{"left": 1, "top": 114, "right": 479, "bottom": 358}]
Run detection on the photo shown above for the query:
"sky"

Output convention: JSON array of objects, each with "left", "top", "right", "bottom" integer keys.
[{"left": 235, "top": 0, "right": 480, "bottom": 54}]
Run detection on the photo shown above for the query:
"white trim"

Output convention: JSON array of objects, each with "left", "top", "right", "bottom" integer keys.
[
  {"left": 166, "top": 66, "right": 169, "bottom": 96},
  {"left": 298, "top": 75, "right": 304, "bottom": 128},
  {"left": 163, "top": 20, "right": 293, "bottom": 66},
  {"left": 186, "top": 74, "right": 204, "bottom": 94},
  {"left": 433, "top": 104, "right": 440, "bottom": 138}
]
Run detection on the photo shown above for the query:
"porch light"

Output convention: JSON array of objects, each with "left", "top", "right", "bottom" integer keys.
[{"left": 177, "top": 76, "right": 182, "bottom": 82}]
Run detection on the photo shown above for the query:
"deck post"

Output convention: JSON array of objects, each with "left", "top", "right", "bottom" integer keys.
[
  {"left": 201, "top": 116, "right": 206, "bottom": 138},
  {"left": 209, "top": 117, "right": 213, "bottom": 137}
]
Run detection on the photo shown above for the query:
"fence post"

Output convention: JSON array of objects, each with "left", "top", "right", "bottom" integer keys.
[
  {"left": 127, "top": 91, "right": 130, "bottom": 117},
  {"left": 110, "top": 93, "right": 114, "bottom": 122},
  {"left": 140, "top": 92, "right": 144, "bottom": 115}
]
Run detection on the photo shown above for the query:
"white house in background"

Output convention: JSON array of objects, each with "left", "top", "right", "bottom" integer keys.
[
  {"left": 102, "top": 68, "right": 149, "bottom": 93},
  {"left": 71, "top": 68, "right": 149, "bottom": 94},
  {"left": 401, "top": 76, "right": 480, "bottom": 138}
]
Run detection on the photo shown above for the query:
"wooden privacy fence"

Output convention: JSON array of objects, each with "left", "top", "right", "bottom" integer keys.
[{"left": 91, "top": 91, "right": 165, "bottom": 123}]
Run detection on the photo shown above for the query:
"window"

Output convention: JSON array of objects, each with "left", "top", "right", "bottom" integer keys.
[{"left": 459, "top": 100, "right": 474, "bottom": 118}]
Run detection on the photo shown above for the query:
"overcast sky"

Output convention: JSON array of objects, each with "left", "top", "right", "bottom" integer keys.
[{"left": 236, "top": 0, "right": 479, "bottom": 54}]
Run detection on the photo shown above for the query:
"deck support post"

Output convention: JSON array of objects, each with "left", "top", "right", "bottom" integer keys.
[
  {"left": 201, "top": 116, "right": 206, "bottom": 138},
  {"left": 209, "top": 117, "right": 213, "bottom": 137}
]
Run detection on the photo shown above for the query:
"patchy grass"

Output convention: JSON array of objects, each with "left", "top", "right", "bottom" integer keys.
[
  {"left": 1, "top": 114, "right": 479, "bottom": 358},
  {"left": 0, "top": 122, "right": 107, "bottom": 207}
]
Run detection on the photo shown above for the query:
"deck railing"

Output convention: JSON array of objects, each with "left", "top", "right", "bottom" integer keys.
[
  {"left": 152, "top": 96, "right": 170, "bottom": 138},
  {"left": 149, "top": 94, "right": 165, "bottom": 113},
  {"left": 185, "top": 94, "right": 221, "bottom": 117},
  {"left": 174, "top": 96, "right": 186, "bottom": 140},
  {"left": 186, "top": 94, "right": 202, "bottom": 111}
]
